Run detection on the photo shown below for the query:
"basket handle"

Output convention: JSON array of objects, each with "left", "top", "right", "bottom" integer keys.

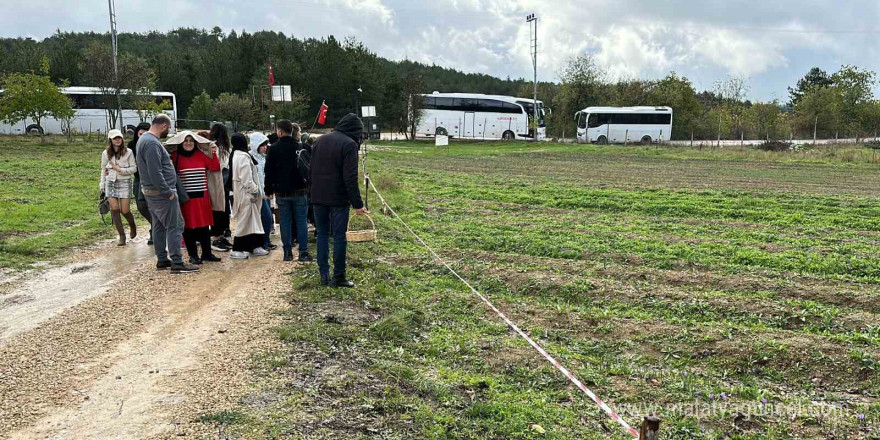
[{"left": 348, "top": 211, "right": 375, "bottom": 231}]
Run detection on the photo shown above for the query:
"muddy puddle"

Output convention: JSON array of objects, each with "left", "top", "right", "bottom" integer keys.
[{"left": 0, "top": 238, "right": 154, "bottom": 342}]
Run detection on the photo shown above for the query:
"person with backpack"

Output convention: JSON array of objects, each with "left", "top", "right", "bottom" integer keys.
[{"left": 264, "top": 120, "right": 312, "bottom": 262}]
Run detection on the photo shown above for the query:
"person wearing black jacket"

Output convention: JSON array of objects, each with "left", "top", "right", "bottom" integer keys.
[
  {"left": 128, "top": 122, "right": 153, "bottom": 245},
  {"left": 309, "top": 113, "right": 366, "bottom": 288},
  {"left": 264, "top": 120, "right": 313, "bottom": 262}
]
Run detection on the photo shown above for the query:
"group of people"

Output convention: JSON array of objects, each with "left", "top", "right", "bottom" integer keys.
[{"left": 100, "top": 112, "right": 366, "bottom": 287}]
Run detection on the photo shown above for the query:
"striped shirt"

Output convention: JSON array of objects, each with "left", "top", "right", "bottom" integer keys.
[{"left": 178, "top": 168, "right": 207, "bottom": 194}]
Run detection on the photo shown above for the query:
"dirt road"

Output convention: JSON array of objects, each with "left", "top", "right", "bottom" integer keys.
[{"left": 0, "top": 237, "right": 292, "bottom": 439}]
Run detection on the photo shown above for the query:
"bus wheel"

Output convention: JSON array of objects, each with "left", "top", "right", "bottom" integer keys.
[
  {"left": 502, "top": 130, "right": 515, "bottom": 141},
  {"left": 26, "top": 124, "right": 44, "bottom": 135},
  {"left": 597, "top": 135, "right": 608, "bottom": 145},
  {"left": 640, "top": 135, "right": 652, "bottom": 145},
  {"left": 435, "top": 127, "right": 448, "bottom": 136}
]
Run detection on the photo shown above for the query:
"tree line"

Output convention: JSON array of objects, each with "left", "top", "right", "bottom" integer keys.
[{"left": 1, "top": 28, "right": 878, "bottom": 140}]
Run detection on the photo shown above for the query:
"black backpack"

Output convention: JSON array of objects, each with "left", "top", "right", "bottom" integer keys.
[{"left": 296, "top": 147, "right": 311, "bottom": 186}]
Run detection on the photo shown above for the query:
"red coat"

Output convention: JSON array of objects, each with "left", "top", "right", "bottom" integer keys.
[{"left": 171, "top": 150, "right": 221, "bottom": 229}]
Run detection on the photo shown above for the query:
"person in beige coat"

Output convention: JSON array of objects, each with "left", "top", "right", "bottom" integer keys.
[
  {"left": 228, "top": 133, "right": 266, "bottom": 259},
  {"left": 100, "top": 129, "right": 138, "bottom": 245}
]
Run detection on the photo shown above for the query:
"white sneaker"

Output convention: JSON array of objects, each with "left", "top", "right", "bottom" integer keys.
[
  {"left": 251, "top": 247, "right": 269, "bottom": 256},
  {"left": 230, "top": 251, "right": 249, "bottom": 259}
]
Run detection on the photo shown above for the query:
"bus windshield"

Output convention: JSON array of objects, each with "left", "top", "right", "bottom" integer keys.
[{"left": 518, "top": 101, "right": 546, "bottom": 127}]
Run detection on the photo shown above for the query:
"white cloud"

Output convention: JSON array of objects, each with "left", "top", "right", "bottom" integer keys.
[
  {"left": 688, "top": 28, "right": 787, "bottom": 75},
  {"left": 3, "top": 0, "right": 880, "bottom": 99},
  {"left": 595, "top": 26, "right": 672, "bottom": 80}
]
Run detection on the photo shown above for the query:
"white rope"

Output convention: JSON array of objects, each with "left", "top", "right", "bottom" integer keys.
[{"left": 365, "top": 175, "right": 640, "bottom": 438}]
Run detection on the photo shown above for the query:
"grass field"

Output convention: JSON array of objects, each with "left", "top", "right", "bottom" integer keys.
[
  {"left": 2, "top": 137, "right": 878, "bottom": 438},
  {"left": 195, "top": 141, "right": 879, "bottom": 439},
  {"left": 0, "top": 136, "right": 113, "bottom": 269}
]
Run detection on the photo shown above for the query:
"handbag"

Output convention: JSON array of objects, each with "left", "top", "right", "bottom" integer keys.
[
  {"left": 98, "top": 192, "right": 110, "bottom": 225},
  {"left": 175, "top": 177, "right": 190, "bottom": 205}
]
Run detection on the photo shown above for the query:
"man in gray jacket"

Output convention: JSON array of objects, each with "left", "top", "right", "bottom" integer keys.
[{"left": 136, "top": 114, "right": 199, "bottom": 274}]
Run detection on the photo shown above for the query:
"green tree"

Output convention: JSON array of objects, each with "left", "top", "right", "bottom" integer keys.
[
  {"left": 81, "top": 42, "right": 155, "bottom": 129},
  {"left": 745, "top": 101, "right": 784, "bottom": 140},
  {"left": 648, "top": 72, "right": 702, "bottom": 140},
  {"left": 186, "top": 90, "right": 215, "bottom": 128},
  {"left": 788, "top": 67, "right": 832, "bottom": 107},
  {"left": 212, "top": 93, "right": 255, "bottom": 131},
  {"left": 556, "top": 54, "right": 609, "bottom": 136},
  {"left": 831, "top": 65, "right": 876, "bottom": 137},
  {"left": 0, "top": 72, "right": 74, "bottom": 141},
  {"left": 794, "top": 86, "right": 842, "bottom": 139}
]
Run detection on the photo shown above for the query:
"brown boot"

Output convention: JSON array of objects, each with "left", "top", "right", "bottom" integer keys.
[
  {"left": 123, "top": 212, "right": 137, "bottom": 239},
  {"left": 111, "top": 211, "right": 126, "bottom": 246}
]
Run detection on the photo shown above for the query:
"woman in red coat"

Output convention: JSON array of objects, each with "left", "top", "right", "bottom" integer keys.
[{"left": 169, "top": 131, "right": 222, "bottom": 264}]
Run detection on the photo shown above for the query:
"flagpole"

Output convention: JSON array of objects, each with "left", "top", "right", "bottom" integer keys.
[{"left": 311, "top": 100, "right": 324, "bottom": 131}]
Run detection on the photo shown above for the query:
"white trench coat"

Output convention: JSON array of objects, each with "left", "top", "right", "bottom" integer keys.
[{"left": 230, "top": 149, "right": 264, "bottom": 238}]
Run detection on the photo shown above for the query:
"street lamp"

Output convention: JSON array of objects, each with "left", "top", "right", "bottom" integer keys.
[
  {"left": 356, "top": 87, "right": 363, "bottom": 117},
  {"left": 526, "top": 13, "right": 538, "bottom": 141}
]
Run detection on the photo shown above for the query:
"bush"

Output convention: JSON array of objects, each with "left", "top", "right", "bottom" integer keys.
[{"left": 754, "top": 140, "right": 792, "bottom": 151}]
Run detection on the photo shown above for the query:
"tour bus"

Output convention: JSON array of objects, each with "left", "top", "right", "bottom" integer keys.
[
  {"left": 417, "top": 92, "right": 549, "bottom": 141},
  {"left": 0, "top": 86, "right": 177, "bottom": 135},
  {"left": 575, "top": 106, "right": 673, "bottom": 144}
]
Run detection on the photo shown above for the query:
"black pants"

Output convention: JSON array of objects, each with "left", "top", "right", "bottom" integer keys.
[
  {"left": 183, "top": 226, "right": 213, "bottom": 260},
  {"left": 211, "top": 210, "right": 229, "bottom": 238}
]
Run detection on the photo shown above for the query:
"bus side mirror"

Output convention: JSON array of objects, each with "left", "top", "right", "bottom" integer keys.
[{"left": 574, "top": 111, "right": 580, "bottom": 122}]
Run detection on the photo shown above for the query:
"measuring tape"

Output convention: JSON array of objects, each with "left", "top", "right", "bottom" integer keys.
[{"left": 365, "top": 175, "right": 640, "bottom": 438}]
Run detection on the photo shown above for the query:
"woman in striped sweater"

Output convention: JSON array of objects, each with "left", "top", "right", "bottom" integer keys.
[{"left": 168, "top": 131, "right": 222, "bottom": 264}]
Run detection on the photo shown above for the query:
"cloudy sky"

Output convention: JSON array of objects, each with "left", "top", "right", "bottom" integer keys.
[{"left": 4, "top": 0, "right": 880, "bottom": 101}]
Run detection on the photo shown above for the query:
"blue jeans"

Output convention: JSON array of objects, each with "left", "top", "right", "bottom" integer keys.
[
  {"left": 260, "top": 199, "right": 274, "bottom": 248},
  {"left": 277, "top": 195, "right": 309, "bottom": 253},
  {"left": 313, "top": 204, "right": 349, "bottom": 281}
]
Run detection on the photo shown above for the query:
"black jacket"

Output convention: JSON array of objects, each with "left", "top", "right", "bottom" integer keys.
[
  {"left": 309, "top": 113, "right": 364, "bottom": 209},
  {"left": 264, "top": 135, "right": 311, "bottom": 196}
]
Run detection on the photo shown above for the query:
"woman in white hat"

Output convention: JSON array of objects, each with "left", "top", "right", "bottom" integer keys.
[{"left": 100, "top": 129, "right": 138, "bottom": 245}]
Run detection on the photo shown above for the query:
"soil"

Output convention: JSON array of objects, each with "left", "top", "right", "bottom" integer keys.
[{"left": 0, "top": 235, "right": 293, "bottom": 439}]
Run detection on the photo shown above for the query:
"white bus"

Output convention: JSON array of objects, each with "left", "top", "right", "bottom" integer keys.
[
  {"left": 417, "top": 92, "right": 548, "bottom": 141},
  {"left": 0, "top": 86, "right": 177, "bottom": 135},
  {"left": 575, "top": 106, "right": 673, "bottom": 144}
]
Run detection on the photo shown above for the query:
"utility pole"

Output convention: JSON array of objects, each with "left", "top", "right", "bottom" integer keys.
[
  {"left": 526, "top": 13, "right": 538, "bottom": 142},
  {"left": 108, "top": 0, "right": 122, "bottom": 130}
]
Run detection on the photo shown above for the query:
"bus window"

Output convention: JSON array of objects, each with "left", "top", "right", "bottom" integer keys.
[
  {"left": 434, "top": 97, "right": 454, "bottom": 111},
  {"left": 501, "top": 102, "right": 522, "bottom": 114},
  {"left": 577, "top": 112, "right": 587, "bottom": 129},
  {"left": 587, "top": 113, "right": 604, "bottom": 128}
]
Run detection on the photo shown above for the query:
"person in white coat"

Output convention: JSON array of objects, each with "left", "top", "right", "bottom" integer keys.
[
  {"left": 101, "top": 129, "right": 138, "bottom": 245},
  {"left": 228, "top": 132, "right": 266, "bottom": 259},
  {"left": 249, "top": 132, "right": 277, "bottom": 251}
]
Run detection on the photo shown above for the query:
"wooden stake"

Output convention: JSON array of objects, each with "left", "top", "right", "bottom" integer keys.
[{"left": 640, "top": 416, "right": 661, "bottom": 440}]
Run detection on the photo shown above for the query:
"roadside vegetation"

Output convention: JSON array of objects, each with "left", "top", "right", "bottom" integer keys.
[{"left": 194, "top": 140, "right": 879, "bottom": 439}]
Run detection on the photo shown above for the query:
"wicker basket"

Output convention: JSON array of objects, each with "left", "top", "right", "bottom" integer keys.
[{"left": 347, "top": 213, "right": 377, "bottom": 243}]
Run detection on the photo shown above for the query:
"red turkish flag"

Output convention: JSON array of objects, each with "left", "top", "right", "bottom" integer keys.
[
  {"left": 268, "top": 64, "right": 275, "bottom": 86},
  {"left": 317, "top": 103, "right": 329, "bottom": 125}
]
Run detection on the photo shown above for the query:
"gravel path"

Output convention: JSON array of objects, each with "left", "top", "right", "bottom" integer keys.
[{"left": 0, "top": 241, "right": 292, "bottom": 439}]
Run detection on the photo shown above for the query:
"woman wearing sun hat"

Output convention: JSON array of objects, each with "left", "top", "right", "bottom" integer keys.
[
  {"left": 166, "top": 131, "right": 222, "bottom": 264},
  {"left": 100, "top": 129, "right": 138, "bottom": 245}
]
